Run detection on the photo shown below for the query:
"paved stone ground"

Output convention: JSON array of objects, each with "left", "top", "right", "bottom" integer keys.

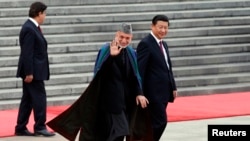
[{"left": 1, "top": 115, "right": 250, "bottom": 141}]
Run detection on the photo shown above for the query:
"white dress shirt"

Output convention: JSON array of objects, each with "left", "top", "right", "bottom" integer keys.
[
  {"left": 29, "top": 17, "right": 39, "bottom": 27},
  {"left": 150, "top": 32, "right": 169, "bottom": 69}
]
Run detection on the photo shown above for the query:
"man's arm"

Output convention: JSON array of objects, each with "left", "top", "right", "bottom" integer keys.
[
  {"left": 20, "top": 27, "right": 35, "bottom": 83},
  {"left": 21, "top": 28, "right": 35, "bottom": 76},
  {"left": 137, "top": 41, "right": 150, "bottom": 86}
]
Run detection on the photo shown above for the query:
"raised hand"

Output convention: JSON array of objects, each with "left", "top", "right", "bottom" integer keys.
[{"left": 110, "top": 39, "right": 122, "bottom": 56}]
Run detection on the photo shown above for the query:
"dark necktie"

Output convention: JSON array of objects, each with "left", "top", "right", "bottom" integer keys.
[{"left": 38, "top": 26, "right": 42, "bottom": 33}]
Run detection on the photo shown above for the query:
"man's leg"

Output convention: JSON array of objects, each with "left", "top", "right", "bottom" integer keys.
[
  {"left": 149, "top": 102, "right": 168, "bottom": 141},
  {"left": 30, "top": 80, "right": 47, "bottom": 131},
  {"left": 15, "top": 80, "right": 33, "bottom": 132},
  {"left": 153, "top": 123, "right": 166, "bottom": 141}
]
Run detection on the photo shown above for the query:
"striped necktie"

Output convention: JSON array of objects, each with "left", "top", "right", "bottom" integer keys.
[{"left": 159, "top": 41, "right": 164, "bottom": 54}]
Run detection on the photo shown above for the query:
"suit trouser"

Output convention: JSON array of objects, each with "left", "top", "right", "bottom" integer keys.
[
  {"left": 149, "top": 102, "right": 168, "bottom": 141},
  {"left": 153, "top": 124, "right": 166, "bottom": 141},
  {"left": 15, "top": 80, "right": 47, "bottom": 131}
]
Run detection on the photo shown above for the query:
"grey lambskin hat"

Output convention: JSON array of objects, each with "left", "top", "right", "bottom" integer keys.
[{"left": 119, "top": 23, "right": 133, "bottom": 34}]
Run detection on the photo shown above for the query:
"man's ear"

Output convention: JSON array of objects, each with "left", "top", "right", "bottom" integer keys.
[
  {"left": 38, "top": 11, "right": 43, "bottom": 16},
  {"left": 151, "top": 24, "right": 154, "bottom": 30}
]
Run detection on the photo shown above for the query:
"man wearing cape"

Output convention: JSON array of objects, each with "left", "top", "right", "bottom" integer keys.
[{"left": 47, "top": 23, "right": 153, "bottom": 141}]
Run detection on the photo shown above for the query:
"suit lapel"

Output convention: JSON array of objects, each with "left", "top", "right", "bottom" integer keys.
[
  {"left": 148, "top": 34, "right": 163, "bottom": 57},
  {"left": 27, "top": 20, "right": 47, "bottom": 46},
  {"left": 148, "top": 34, "right": 168, "bottom": 67},
  {"left": 36, "top": 26, "right": 47, "bottom": 45}
]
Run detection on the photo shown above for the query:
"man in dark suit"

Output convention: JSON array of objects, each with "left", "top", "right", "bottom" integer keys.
[
  {"left": 15, "top": 2, "right": 55, "bottom": 137},
  {"left": 137, "top": 15, "right": 178, "bottom": 141}
]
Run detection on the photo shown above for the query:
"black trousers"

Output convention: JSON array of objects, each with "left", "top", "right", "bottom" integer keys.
[
  {"left": 153, "top": 124, "right": 166, "bottom": 141},
  {"left": 149, "top": 102, "right": 168, "bottom": 141},
  {"left": 15, "top": 80, "right": 47, "bottom": 131}
]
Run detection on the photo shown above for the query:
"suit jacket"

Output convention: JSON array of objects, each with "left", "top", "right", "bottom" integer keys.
[
  {"left": 137, "top": 34, "right": 177, "bottom": 103},
  {"left": 16, "top": 19, "right": 50, "bottom": 80},
  {"left": 47, "top": 44, "right": 153, "bottom": 141}
]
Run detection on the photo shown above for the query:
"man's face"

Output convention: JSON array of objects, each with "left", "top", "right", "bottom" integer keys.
[
  {"left": 151, "top": 20, "right": 169, "bottom": 40},
  {"left": 115, "top": 31, "right": 133, "bottom": 48},
  {"left": 38, "top": 11, "right": 46, "bottom": 25}
]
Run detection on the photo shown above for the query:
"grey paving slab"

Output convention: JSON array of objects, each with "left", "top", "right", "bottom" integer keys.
[
  {"left": 162, "top": 115, "right": 250, "bottom": 141},
  {"left": 1, "top": 115, "right": 250, "bottom": 141}
]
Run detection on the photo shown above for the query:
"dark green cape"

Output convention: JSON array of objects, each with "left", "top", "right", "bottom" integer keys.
[{"left": 47, "top": 44, "right": 153, "bottom": 141}]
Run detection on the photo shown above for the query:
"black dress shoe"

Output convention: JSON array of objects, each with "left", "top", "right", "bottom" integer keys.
[
  {"left": 34, "top": 129, "right": 55, "bottom": 137},
  {"left": 15, "top": 130, "right": 34, "bottom": 136}
]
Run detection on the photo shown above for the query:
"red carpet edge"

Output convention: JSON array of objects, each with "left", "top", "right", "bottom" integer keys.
[{"left": 1, "top": 92, "right": 250, "bottom": 137}]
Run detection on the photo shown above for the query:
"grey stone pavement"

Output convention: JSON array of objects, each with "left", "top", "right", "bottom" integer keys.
[{"left": 1, "top": 115, "right": 250, "bottom": 141}]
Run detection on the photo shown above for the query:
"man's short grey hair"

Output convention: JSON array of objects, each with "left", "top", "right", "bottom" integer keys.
[{"left": 118, "top": 23, "right": 133, "bottom": 34}]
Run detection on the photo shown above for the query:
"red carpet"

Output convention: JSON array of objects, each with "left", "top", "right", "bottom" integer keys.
[{"left": 1, "top": 92, "right": 250, "bottom": 137}]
